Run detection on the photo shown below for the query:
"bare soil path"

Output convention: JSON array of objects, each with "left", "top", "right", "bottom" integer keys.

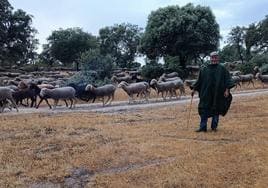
[{"left": 3, "top": 88, "right": 268, "bottom": 115}]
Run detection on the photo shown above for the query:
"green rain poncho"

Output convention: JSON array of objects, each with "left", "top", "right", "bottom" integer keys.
[{"left": 192, "top": 64, "right": 235, "bottom": 117}]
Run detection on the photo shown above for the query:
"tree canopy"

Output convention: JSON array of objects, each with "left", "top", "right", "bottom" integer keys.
[
  {"left": 45, "top": 27, "right": 98, "bottom": 68},
  {"left": 0, "top": 0, "right": 38, "bottom": 66},
  {"left": 99, "top": 23, "right": 142, "bottom": 69},
  {"left": 140, "top": 3, "right": 220, "bottom": 68}
]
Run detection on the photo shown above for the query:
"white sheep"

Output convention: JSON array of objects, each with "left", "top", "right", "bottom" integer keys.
[
  {"left": 118, "top": 81, "right": 149, "bottom": 103},
  {"left": 85, "top": 84, "right": 116, "bottom": 106},
  {"left": 150, "top": 79, "right": 174, "bottom": 100},
  {"left": 239, "top": 74, "right": 255, "bottom": 88},
  {"left": 161, "top": 72, "right": 179, "bottom": 78},
  {"left": 256, "top": 73, "right": 268, "bottom": 88},
  {"left": 38, "top": 87, "right": 76, "bottom": 109},
  {"left": 111, "top": 75, "right": 132, "bottom": 84},
  {"left": 0, "top": 87, "right": 18, "bottom": 112}
]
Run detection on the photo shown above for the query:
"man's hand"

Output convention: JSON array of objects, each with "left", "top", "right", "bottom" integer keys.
[
  {"left": 191, "top": 90, "right": 195, "bottom": 97},
  {"left": 224, "top": 89, "right": 229, "bottom": 98}
]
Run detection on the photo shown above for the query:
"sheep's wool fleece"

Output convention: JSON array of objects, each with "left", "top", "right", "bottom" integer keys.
[{"left": 192, "top": 64, "right": 235, "bottom": 117}]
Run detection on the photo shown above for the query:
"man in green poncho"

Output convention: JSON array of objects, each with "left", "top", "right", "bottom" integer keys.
[{"left": 191, "top": 51, "right": 235, "bottom": 132}]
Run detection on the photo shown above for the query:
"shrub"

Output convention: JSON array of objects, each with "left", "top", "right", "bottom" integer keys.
[{"left": 141, "top": 63, "right": 164, "bottom": 80}]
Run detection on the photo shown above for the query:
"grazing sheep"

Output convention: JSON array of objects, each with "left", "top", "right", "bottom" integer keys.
[
  {"left": 239, "top": 74, "right": 255, "bottom": 88},
  {"left": 85, "top": 84, "right": 116, "bottom": 106},
  {"left": 150, "top": 79, "right": 174, "bottom": 100},
  {"left": 0, "top": 87, "right": 18, "bottom": 112},
  {"left": 37, "top": 87, "right": 76, "bottom": 109},
  {"left": 111, "top": 75, "right": 133, "bottom": 84},
  {"left": 118, "top": 81, "right": 149, "bottom": 103},
  {"left": 256, "top": 73, "right": 268, "bottom": 88},
  {"left": 232, "top": 76, "right": 241, "bottom": 89}
]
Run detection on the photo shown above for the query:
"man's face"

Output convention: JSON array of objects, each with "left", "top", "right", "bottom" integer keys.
[{"left": 211, "top": 55, "right": 219, "bottom": 64}]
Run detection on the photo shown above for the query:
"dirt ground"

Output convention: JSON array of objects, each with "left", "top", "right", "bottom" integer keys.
[{"left": 0, "top": 88, "right": 267, "bottom": 187}]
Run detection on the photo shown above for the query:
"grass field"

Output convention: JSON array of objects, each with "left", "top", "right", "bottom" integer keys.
[{"left": 0, "top": 89, "right": 267, "bottom": 187}]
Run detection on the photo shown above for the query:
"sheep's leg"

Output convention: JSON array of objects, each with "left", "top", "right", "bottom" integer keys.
[
  {"left": 53, "top": 99, "right": 58, "bottom": 109},
  {"left": 45, "top": 99, "right": 52, "bottom": 109},
  {"left": 64, "top": 100, "right": 68, "bottom": 107},
  {"left": 10, "top": 98, "right": 18, "bottom": 112},
  {"left": 73, "top": 98, "right": 77, "bottom": 108},
  {"left": 36, "top": 98, "right": 43, "bottom": 109},
  {"left": 30, "top": 97, "right": 35, "bottom": 108},
  {"left": 251, "top": 80, "right": 255, "bottom": 88},
  {"left": 69, "top": 99, "right": 73, "bottom": 109},
  {"left": 161, "top": 91, "right": 165, "bottom": 100},
  {"left": 104, "top": 96, "right": 111, "bottom": 105},
  {"left": 109, "top": 94, "right": 114, "bottom": 105}
]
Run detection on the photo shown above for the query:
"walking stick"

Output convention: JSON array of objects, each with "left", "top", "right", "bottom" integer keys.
[{"left": 186, "top": 95, "right": 194, "bottom": 128}]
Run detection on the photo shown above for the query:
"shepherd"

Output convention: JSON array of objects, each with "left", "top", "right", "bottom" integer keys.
[{"left": 191, "top": 51, "right": 235, "bottom": 132}]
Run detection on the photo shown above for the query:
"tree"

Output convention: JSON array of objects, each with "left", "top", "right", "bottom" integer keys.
[
  {"left": 227, "top": 26, "right": 245, "bottom": 63},
  {"left": 0, "top": 0, "right": 38, "bottom": 66},
  {"left": 219, "top": 44, "right": 245, "bottom": 63},
  {"left": 140, "top": 3, "right": 220, "bottom": 69},
  {"left": 79, "top": 49, "right": 114, "bottom": 80},
  {"left": 258, "top": 15, "right": 268, "bottom": 52},
  {"left": 244, "top": 24, "right": 259, "bottom": 60},
  {"left": 99, "top": 23, "right": 142, "bottom": 69},
  {"left": 45, "top": 28, "right": 98, "bottom": 70}
]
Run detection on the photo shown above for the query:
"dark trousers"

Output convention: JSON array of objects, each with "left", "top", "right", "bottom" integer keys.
[{"left": 199, "top": 111, "right": 219, "bottom": 130}]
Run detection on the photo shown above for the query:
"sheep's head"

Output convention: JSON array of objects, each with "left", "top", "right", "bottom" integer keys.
[
  {"left": 40, "top": 88, "right": 49, "bottom": 98},
  {"left": 150, "top": 79, "right": 157, "bottom": 86},
  {"left": 118, "top": 81, "right": 128, "bottom": 88},
  {"left": 85, "top": 84, "right": 94, "bottom": 91},
  {"left": 111, "top": 76, "right": 117, "bottom": 83},
  {"left": 255, "top": 73, "right": 260, "bottom": 80}
]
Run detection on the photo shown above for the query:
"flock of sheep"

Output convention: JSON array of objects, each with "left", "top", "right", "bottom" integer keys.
[{"left": 0, "top": 67, "right": 267, "bottom": 113}]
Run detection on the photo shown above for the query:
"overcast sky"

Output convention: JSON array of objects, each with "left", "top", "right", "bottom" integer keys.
[{"left": 9, "top": 0, "right": 268, "bottom": 52}]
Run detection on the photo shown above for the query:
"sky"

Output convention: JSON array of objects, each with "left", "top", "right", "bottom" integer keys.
[{"left": 9, "top": 0, "right": 268, "bottom": 53}]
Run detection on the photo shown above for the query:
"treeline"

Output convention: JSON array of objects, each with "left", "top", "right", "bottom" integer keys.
[
  {"left": 0, "top": 0, "right": 267, "bottom": 80},
  {"left": 220, "top": 16, "right": 268, "bottom": 73}
]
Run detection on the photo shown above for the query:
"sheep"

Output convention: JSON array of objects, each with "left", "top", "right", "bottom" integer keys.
[
  {"left": 150, "top": 79, "right": 174, "bottom": 100},
  {"left": 239, "top": 74, "right": 255, "bottom": 88},
  {"left": 230, "top": 71, "right": 241, "bottom": 76},
  {"left": 231, "top": 76, "right": 241, "bottom": 89},
  {"left": 256, "top": 73, "right": 268, "bottom": 88},
  {"left": 157, "top": 77, "right": 185, "bottom": 98},
  {"left": 161, "top": 72, "right": 179, "bottom": 78},
  {"left": 184, "top": 79, "right": 196, "bottom": 88},
  {"left": 159, "top": 76, "right": 182, "bottom": 82},
  {"left": 118, "top": 81, "right": 149, "bottom": 103},
  {"left": 0, "top": 99, "right": 13, "bottom": 113},
  {"left": 169, "top": 78, "right": 186, "bottom": 98},
  {"left": 37, "top": 87, "right": 76, "bottom": 109},
  {"left": 85, "top": 84, "right": 116, "bottom": 106},
  {"left": 111, "top": 75, "right": 133, "bottom": 84},
  {"left": 0, "top": 87, "right": 18, "bottom": 112},
  {"left": 18, "top": 80, "right": 29, "bottom": 89},
  {"left": 68, "top": 83, "right": 96, "bottom": 103},
  {"left": 12, "top": 83, "right": 41, "bottom": 108}
]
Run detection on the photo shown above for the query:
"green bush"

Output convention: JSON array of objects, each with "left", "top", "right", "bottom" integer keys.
[
  {"left": 141, "top": 63, "right": 164, "bottom": 80},
  {"left": 249, "top": 54, "right": 268, "bottom": 67},
  {"left": 237, "top": 63, "right": 256, "bottom": 74},
  {"left": 79, "top": 49, "right": 114, "bottom": 80}
]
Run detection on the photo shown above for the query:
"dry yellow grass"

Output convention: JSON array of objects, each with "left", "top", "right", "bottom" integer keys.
[{"left": 0, "top": 93, "right": 267, "bottom": 187}]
